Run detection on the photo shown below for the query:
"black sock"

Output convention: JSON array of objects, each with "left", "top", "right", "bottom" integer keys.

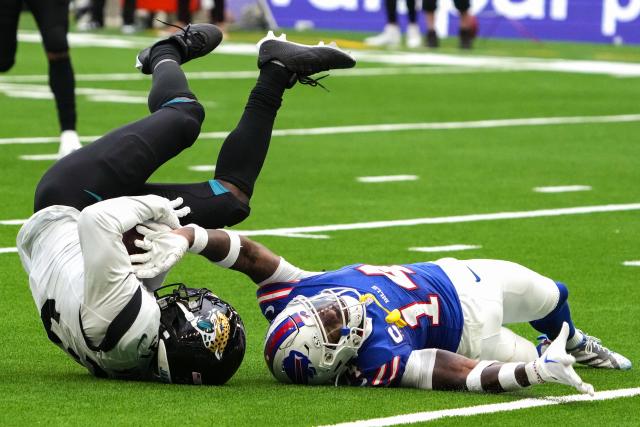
[
  {"left": 214, "top": 62, "right": 293, "bottom": 198},
  {"left": 406, "top": 0, "right": 417, "bottom": 23},
  {"left": 149, "top": 41, "right": 183, "bottom": 71},
  {"left": 386, "top": 0, "right": 398, "bottom": 23},
  {"left": 148, "top": 59, "right": 196, "bottom": 113},
  {"left": 48, "top": 56, "right": 76, "bottom": 131}
]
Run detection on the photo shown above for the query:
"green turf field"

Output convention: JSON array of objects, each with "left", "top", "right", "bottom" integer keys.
[{"left": 1, "top": 14, "right": 639, "bottom": 426}]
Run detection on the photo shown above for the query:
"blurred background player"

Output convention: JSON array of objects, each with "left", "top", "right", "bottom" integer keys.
[
  {"left": 1, "top": 0, "right": 81, "bottom": 157},
  {"left": 423, "top": 0, "right": 476, "bottom": 49},
  {"left": 364, "top": 0, "right": 421, "bottom": 49}
]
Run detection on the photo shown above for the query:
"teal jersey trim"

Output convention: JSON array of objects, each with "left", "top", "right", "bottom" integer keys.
[
  {"left": 83, "top": 189, "right": 103, "bottom": 202},
  {"left": 208, "top": 179, "right": 230, "bottom": 196},
  {"left": 161, "top": 97, "right": 196, "bottom": 107}
]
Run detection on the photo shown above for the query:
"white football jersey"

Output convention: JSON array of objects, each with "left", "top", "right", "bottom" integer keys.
[{"left": 16, "top": 196, "right": 172, "bottom": 380}]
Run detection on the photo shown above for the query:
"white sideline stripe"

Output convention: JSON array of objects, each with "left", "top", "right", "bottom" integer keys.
[
  {"left": 358, "top": 175, "right": 418, "bottom": 183},
  {"left": 534, "top": 185, "right": 592, "bottom": 193},
  {"left": 3, "top": 113, "right": 640, "bottom": 145},
  {"left": 16, "top": 31, "right": 640, "bottom": 77},
  {"left": 18, "top": 154, "right": 59, "bottom": 161},
  {"left": 318, "top": 387, "right": 640, "bottom": 427},
  {"left": 0, "top": 247, "right": 18, "bottom": 254},
  {"left": 0, "top": 219, "right": 26, "bottom": 225},
  {"left": 622, "top": 261, "right": 640, "bottom": 267},
  {"left": 409, "top": 244, "right": 481, "bottom": 253},
  {"left": 236, "top": 203, "right": 640, "bottom": 237},
  {"left": 276, "top": 233, "right": 330, "bottom": 239},
  {"left": 188, "top": 165, "right": 216, "bottom": 172}
]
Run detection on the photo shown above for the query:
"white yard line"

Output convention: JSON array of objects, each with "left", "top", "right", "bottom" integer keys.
[
  {"left": 18, "top": 154, "right": 59, "bottom": 161},
  {"left": 622, "top": 261, "right": 640, "bottom": 267},
  {"left": 235, "top": 202, "right": 640, "bottom": 237},
  {"left": 3, "top": 113, "right": 640, "bottom": 146},
  {"left": 188, "top": 165, "right": 217, "bottom": 172},
  {"left": 533, "top": 185, "right": 592, "bottom": 193},
  {"left": 0, "top": 247, "right": 18, "bottom": 254},
  {"left": 358, "top": 175, "right": 418, "bottom": 183},
  {"left": 318, "top": 387, "right": 640, "bottom": 427},
  {"left": 0, "top": 67, "right": 496, "bottom": 84},
  {"left": 15, "top": 31, "right": 640, "bottom": 77},
  {"left": 409, "top": 244, "right": 481, "bottom": 253},
  {"left": 2, "top": 203, "right": 640, "bottom": 250}
]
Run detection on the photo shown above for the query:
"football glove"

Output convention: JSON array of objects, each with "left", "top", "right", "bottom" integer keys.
[{"left": 129, "top": 222, "right": 189, "bottom": 279}]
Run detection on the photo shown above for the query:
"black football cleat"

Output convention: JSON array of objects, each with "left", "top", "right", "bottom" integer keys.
[
  {"left": 256, "top": 31, "right": 356, "bottom": 88},
  {"left": 136, "top": 23, "right": 223, "bottom": 74}
]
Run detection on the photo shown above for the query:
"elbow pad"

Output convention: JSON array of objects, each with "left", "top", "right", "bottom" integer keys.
[{"left": 400, "top": 349, "right": 438, "bottom": 389}]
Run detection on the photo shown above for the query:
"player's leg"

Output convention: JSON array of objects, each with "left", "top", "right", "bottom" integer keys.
[
  {"left": 454, "top": 0, "right": 474, "bottom": 49},
  {"left": 405, "top": 0, "right": 421, "bottom": 49},
  {"left": 140, "top": 32, "right": 357, "bottom": 229},
  {"left": 33, "top": 25, "right": 222, "bottom": 213},
  {"left": 422, "top": 0, "right": 439, "bottom": 47},
  {"left": 466, "top": 259, "right": 631, "bottom": 369},
  {"left": 0, "top": 0, "right": 22, "bottom": 73},
  {"left": 364, "top": 0, "right": 401, "bottom": 47},
  {"left": 26, "top": 0, "right": 81, "bottom": 156}
]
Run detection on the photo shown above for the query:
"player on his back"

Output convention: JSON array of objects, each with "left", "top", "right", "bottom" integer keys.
[
  {"left": 17, "top": 24, "right": 356, "bottom": 384},
  {"left": 128, "top": 227, "right": 631, "bottom": 393}
]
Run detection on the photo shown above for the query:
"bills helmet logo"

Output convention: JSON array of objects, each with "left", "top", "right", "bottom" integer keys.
[{"left": 282, "top": 350, "right": 316, "bottom": 384}]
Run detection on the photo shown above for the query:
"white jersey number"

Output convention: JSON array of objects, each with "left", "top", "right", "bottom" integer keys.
[
  {"left": 356, "top": 264, "right": 418, "bottom": 290},
  {"left": 358, "top": 264, "right": 440, "bottom": 328}
]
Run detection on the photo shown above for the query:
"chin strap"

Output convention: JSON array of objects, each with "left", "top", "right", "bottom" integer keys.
[{"left": 359, "top": 293, "right": 407, "bottom": 328}]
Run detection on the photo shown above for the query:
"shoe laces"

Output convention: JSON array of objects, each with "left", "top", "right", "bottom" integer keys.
[
  {"left": 298, "top": 74, "right": 330, "bottom": 91},
  {"left": 156, "top": 19, "right": 206, "bottom": 53},
  {"left": 581, "top": 333, "right": 610, "bottom": 355}
]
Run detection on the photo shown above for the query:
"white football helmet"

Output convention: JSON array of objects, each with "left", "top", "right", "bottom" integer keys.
[{"left": 263, "top": 288, "right": 367, "bottom": 385}]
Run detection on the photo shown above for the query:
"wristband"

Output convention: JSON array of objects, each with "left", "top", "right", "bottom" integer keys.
[
  {"left": 185, "top": 224, "right": 208, "bottom": 254},
  {"left": 214, "top": 229, "right": 241, "bottom": 268}
]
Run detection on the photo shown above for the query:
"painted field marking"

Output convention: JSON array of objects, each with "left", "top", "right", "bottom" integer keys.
[
  {"left": 0, "top": 219, "right": 26, "bottom": 225},
  {"left": 0, "top": 247, "right": 18, "bottom": 254},
  {"left": 15, "top": 31, "right": 640, "bottom": 77},
  {"left": 188, "top": 165, "right": 216, "bottom": 172},
  {"left": 19, "top": 154, "right": 59, "bottom": 161},
  {"left": 534, "top": 185, "right": 592, "bottom": 193},
  {"left": 236, "top": 202, "right": 640, "bottom": 237},
  {"left": 358, "top": 175, "right": 418, "bottom": 183},
  {"left": 409, "top": 244, "right": 481, "bottom": 253},
  {"left": 0, "top": 82, "right": 149, "bottom": 104},
  {"left": 318, "top": 387, "right": 640, "bottom": 427},
  {"left": 3, "top": 113, "right": 640, "bottom": 146},
  {"left": 622, "top": 261, "right": 640, "bottom": 267},
  {"left": 0, "top": 67, "right": 495, "bottom": 84}
]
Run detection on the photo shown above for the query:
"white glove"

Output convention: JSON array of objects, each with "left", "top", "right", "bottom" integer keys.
[
  {"left": 152, "top": 196, "right": 191, "bottom": 229},
  {"left": 534, "top": 322, "right": 595, "bottom": 396},
  {"left": 129, "top": 222, "right": 189, "bottom": 279}
]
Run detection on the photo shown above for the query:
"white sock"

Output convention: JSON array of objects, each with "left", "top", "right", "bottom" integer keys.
[{"left": 566, "top": 329, "right": 585, "bottom": 350}]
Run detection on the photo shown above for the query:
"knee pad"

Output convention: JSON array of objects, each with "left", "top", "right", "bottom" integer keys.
[
  {"left": 453, "top": 0, "right": 470, "bottom": 12},
  {"left": 172, "top": 102, "right": 205, "bottom": 148},
  {"left": 422, "top": 0, "right": 437, "bottom": 12}
]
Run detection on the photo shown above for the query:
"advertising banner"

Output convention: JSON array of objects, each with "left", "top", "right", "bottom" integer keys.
[{"left": 265, "top": 0, "right": 640, "bottom": 45}]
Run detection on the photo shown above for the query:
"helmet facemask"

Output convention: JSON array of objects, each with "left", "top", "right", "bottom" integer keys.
[{"left": 264, "top": 288, "right": 367, "bottom": 385}]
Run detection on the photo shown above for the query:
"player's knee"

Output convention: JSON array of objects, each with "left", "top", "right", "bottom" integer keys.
[
  {"left": 178, "top": 103, "right": 205, "bottom": 145},
  {"left": 555, "top": 282, "right": 569, "bottom": 305},
  {"left": 41, "top": 27, "right": 69, "bottom": 54}
]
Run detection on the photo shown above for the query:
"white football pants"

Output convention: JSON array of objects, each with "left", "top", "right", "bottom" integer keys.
[{"left": 434, "top": 258, "right": 560, "bottom": 363}]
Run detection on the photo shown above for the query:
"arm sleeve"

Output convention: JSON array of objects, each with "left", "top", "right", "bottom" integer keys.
[
  {"left": 258, "top": 257, "right": 317, "bottom": 286},
  {"left": 77, "top": 195, "right": 172, "bottom": 343}
]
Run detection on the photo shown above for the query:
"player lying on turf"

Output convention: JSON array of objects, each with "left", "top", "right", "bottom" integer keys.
[
  {"left": 16, "top": 25, "right": 356, "bottom": 384},
  {"left": 128, "top": 227, "right": 631, "bottom": 392}
]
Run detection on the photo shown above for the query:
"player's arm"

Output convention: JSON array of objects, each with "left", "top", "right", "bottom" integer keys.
[
  {"left": 401, "top": 323, "right": 594, "bottom": 395},
  {"left": 77, "top": 195, "right": 188, "bottom": 342},
  {"left": 131, "top": 225, "right": 312, "bottom": 284}
]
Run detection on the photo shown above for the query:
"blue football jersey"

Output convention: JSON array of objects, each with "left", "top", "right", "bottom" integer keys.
[{"left": 257, "top": 262, "right": 464, "bottom": 387}]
